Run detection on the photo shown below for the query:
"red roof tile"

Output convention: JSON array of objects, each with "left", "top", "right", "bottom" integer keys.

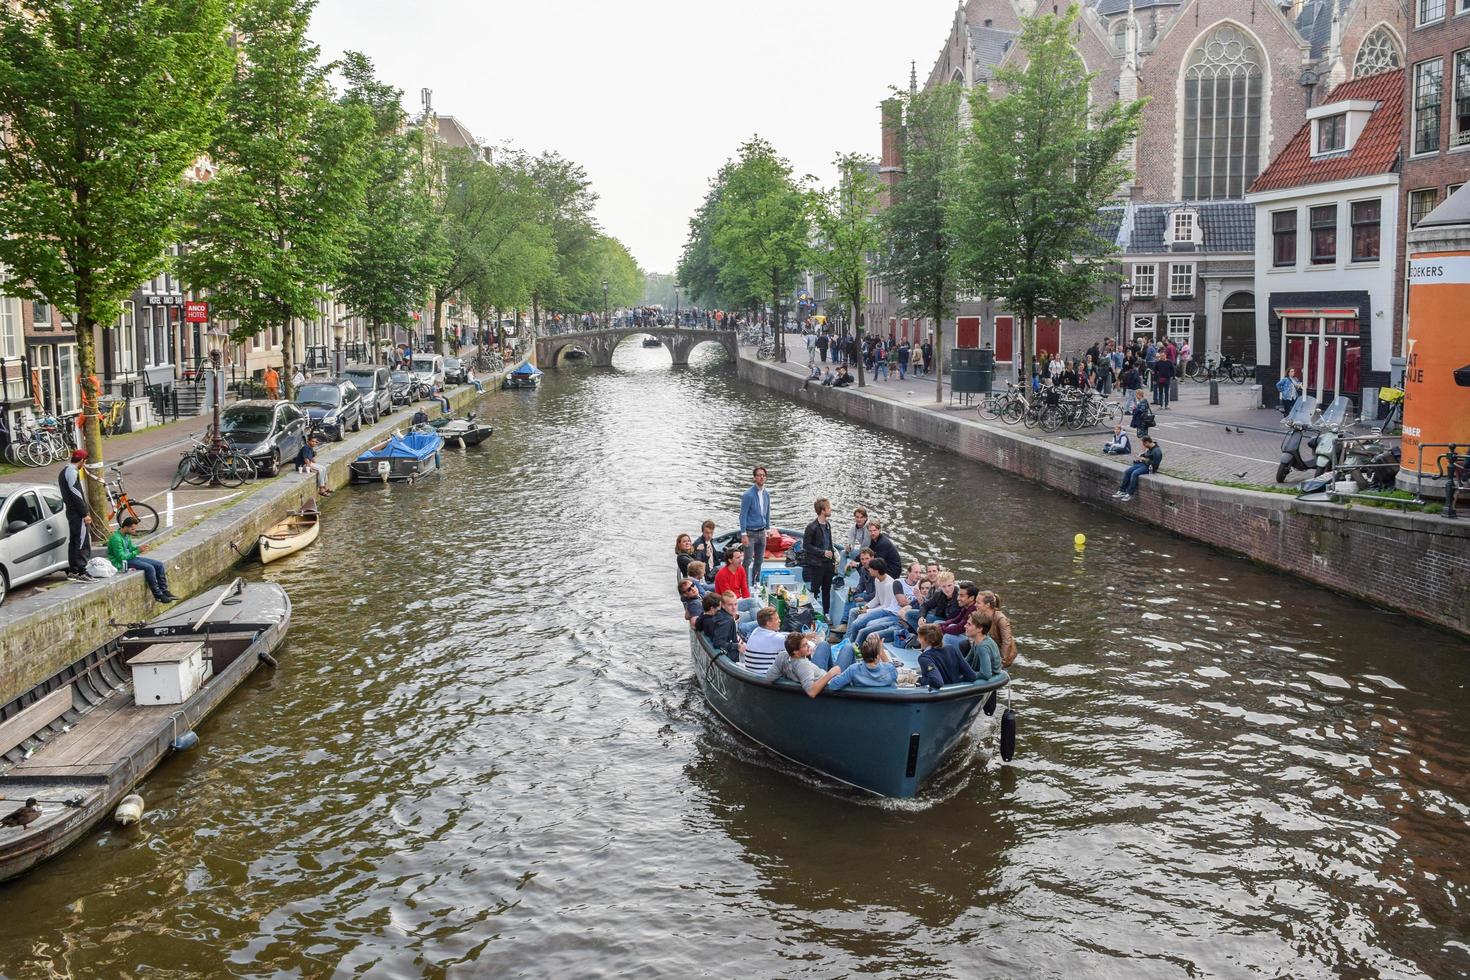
[{"left": 1249, "top": 69, "right": 1404, "bottom": 193}]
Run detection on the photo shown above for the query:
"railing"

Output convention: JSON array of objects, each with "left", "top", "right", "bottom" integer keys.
[{"left": 1317, "top": 434, "right": 1468, "bottom": 516}]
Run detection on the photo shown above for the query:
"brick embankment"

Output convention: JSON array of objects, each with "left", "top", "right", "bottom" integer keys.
[
  {"left": 0, "top": 384, "right": 485, "bottom": 706},
  {"left": 739, "top": 354, "right": 1470, "bottom": 639}
]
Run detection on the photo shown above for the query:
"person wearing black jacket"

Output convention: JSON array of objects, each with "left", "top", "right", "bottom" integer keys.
[
  {"left": 906, "top": 572, "right": 959, "bottom": 631},
  {"left": 58, "top": 449, "right": 92, "bottom": 580},
  {"left": 866, "top": 522, "right": 902, "bottom": 584},
  {"left": 694, "top": 592, "right": 744, "bottom": 660},
  {"left": 801, "top": 497, "right": 837, "bottom": 617},
  {"left": 690, "top": 520, "right": 721, "bottom": 581}
]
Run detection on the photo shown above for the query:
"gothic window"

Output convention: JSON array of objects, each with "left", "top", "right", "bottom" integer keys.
[
  {"left": 1352, "top": 27, "right": 1403, "bottom": 79},
  {"left": 1180, "top": 24, "right": 1264, "bottom": 200}
]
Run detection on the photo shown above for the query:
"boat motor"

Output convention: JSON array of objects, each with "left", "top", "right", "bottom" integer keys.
[{"left": 1276, "top": 395, "right": 1321, "bottom": 483}]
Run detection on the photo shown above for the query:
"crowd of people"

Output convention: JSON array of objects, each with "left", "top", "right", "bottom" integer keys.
[{"left": 673, "top": 468, "right": 1017, "bottom": 697}]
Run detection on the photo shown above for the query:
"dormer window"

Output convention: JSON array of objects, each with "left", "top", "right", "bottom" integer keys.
[
  {"left": 1317, "top": 114, "right": 1346, "bottom": 154},
  {"left": 1168, "top": 208, "right": 1201, "bottom": 251}
]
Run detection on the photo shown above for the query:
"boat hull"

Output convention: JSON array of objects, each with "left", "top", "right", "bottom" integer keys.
[
  {"left": 348, "top": 453, "right": 440, "bottom": 483},
  {"left": 0, "top": 582, "right": 291, "bottom": 883},
  {"left": 258, "top": 514, "right": 319, "bottom": 564},
  {"left": 688, "top": 634, "right": 1001, "bottom": 797}
]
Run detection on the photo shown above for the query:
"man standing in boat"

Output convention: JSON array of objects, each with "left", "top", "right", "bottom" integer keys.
[{"left": 739, "top": 465, "right": 771, "bottom": 587}]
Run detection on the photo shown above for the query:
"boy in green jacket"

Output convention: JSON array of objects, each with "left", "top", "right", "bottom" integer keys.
[{"left": 107, "top": 517, "right": 178, "bottom": 603}]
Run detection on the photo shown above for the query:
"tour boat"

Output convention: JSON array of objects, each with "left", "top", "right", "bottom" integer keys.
[
  {"left": 0, "top": 580, "right": 290, "bottom": 883},
  {"left": 641, "top": 337, "right": 662, "bottom": 348},
  {"left": 257, "top": 508, "right": 320, "bottom": 564},
  {"left": 349, "top": 430, "right": 444, "bottom": 484},
  {"left": 683, "top": 530, "right": 1014, "bottom": 798}
]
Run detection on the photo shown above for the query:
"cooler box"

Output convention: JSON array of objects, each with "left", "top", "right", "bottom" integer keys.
[{"left": 129, "top": 641, "right": 208, "bottom": 705}]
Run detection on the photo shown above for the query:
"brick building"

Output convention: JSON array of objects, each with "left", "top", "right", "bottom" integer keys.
[
  {"left": 872, "top": 0, "right": 1409, "bottom": 377},
  {"left": 1396, "top": 0, "right": 1470, "bottom": 357}
]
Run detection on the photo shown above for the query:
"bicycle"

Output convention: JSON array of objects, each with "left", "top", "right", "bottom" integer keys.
[
  {"left": 755, "top": 338, "right": 776, "bottom": 360},
  {"left": 99, "top": 399, "right": 127, "bottom": 437},
  {"left": 92, "top": 465, "right": 159, "bottom": 536},
  {"left": 172, "top": 435, "right": 257, "bottom": 489}
]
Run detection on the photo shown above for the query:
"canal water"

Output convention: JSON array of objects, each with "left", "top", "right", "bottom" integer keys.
[{"left": 2, "top": 342, "right": 1468, "bottom": 978}]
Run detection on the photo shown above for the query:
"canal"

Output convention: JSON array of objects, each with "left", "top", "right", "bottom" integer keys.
[{"left": 2, "top": 342, "right": 1467, "bottom": 977}]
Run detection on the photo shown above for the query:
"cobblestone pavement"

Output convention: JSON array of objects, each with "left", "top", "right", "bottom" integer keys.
[{"left": 761, "top": 345, "right": 1303, "bottom": 490}]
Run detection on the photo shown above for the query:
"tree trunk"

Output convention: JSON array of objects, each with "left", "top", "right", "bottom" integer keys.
[
  {"left": 853, "top": 300, "right": 866, "bottom": 388},
  {"left": 74, "top": 310, "right": 108, "bottom": 522},
  {"left": 1020, "top": 310, "right": 1034, "bottom": 389},
  {"left": 432, "top": 291, "right": 446, "bottom": 355},
  {"left": 280, "top": 315, "right": 297, "bottom": 401},
  {"left": 933, "top": 307, "right": 945, "bottom": 404}
]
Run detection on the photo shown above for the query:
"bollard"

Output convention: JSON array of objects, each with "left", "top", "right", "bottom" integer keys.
[
  {"left": 1209, "top": 379, "right": 1219, "bottom": 406},
  {"left": 165, "top": 491, "right": 175, "bottom": 528}
]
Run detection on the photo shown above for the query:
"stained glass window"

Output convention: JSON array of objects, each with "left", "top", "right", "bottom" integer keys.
[
  {"left": 1352, "top": 27, "right": 1402, "bottom": 79},
  {"left": 1181, "top": 25, "right": 1264, "bottom": 200}
]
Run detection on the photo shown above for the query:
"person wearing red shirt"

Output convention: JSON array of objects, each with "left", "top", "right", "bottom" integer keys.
[{"left": 714, "top": 546, "right": 752, "bottom": 600}]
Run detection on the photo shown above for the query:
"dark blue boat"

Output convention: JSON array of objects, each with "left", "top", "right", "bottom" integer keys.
[
  {"left": 349, "top": 430, "right": 444, "bottom": 484},
  {"left": 681, "top": 533, "right": 1015, "bottom": 797},
  {"left": 501, "top": 360, "right": 542, "bottom": 390}
]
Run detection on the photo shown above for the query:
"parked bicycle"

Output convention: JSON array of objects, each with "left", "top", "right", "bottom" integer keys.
[
  {"left": 9, "top": 414, "right": 72, "bottom": 467},
  {"left": 1187, "top": 355, "right": 1252, "bottom": 384},
  {"left": 171, "top": 435, "right": 257, "bottom": 490},
  {"left": 91, "top": 465, "right": 159, "bottom": 536}
]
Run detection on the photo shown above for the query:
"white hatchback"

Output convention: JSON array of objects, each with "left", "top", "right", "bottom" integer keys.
[{"left": 0, "top": 483, "right": 71, "bottom": 604}]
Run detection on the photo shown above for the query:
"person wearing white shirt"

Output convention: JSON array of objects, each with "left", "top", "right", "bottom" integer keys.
[
  {"left": 741, "top": 607, "right": 788, "bottom": 675},
  {"left": 845, "top": 560, "right": 908, "bottom": 645}
]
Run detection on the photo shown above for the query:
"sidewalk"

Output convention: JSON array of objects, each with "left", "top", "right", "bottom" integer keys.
[{"left": 769, "top": 350, "right": 1293, "bottom": 489}]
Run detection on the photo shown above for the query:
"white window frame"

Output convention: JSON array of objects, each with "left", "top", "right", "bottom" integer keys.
[
  {"left": 1130, "top": 313, "right": 1157, "bottom": 337},
  {"left": 116, "top": 301, "right": 136, "bottom": 374},
  {"left": 1132, "top": 263, "right": 1157, "bottom": 297},
  {"left": 1413, "top": 58, "right": 1445, "bottom": 158},
  {"left": 1168, "top": 263, "right": 1196, "bottom": 299},
  {"left": 0, "top": 299, "right": 18, "bottom": 359},
  {"left": 1316, "top": 114, "right": 1347, "bottom": 154},
  {"left": 1166, "top": 313, "right": 1195, "bottom": 344},
  {"left": 1170, "top": 209, "right": 1198, "bottom": 244},
  {"left": 1419, "top": 0, "right": 1447, "bottom": 26},
  {"left": 57, "top": 343, "right": 78, "bottom": 415}
]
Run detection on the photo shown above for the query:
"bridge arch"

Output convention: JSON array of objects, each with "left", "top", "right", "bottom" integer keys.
[{"left": 535, "top": 328, "right": 737, "bottom": 369}]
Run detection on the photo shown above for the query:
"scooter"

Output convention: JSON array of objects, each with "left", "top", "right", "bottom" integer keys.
[
  {"left": 1338, "top": 388, "right": 1403, "bottom": 492},
  {"left": 1311, "top": 396, "right": 1355, "bottom": 475},
  {"left": 1276, "top": 395, "right": 1321, "bottom": 483}
]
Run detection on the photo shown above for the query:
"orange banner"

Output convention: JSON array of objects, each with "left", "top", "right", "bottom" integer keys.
[{"left": 1402, "top": 250, "right": 1470, "bottom": 474}]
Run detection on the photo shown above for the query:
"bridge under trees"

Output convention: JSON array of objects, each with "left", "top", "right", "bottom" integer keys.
[{"left": 534, "top": 328, "right": 737, "bottom": 368}]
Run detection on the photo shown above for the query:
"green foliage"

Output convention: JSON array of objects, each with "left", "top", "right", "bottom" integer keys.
[
  {"left": 949, "top": 4, "right": 1144, "bottom": 379},
  {"left": 527, "top": 152, "right": 600, "bottom": 317},
  {"left": 642, "top": 272, "right": 679, "bottom": 308},
  {"left": 712, "top": 138, "right": 812, "bottom": 335},
  {"left": 333, "top": 51, "right": 441, "bottom": 339},
  {"left": 0, "top": 0, "right": 233, "bottom": 484},
  {"left": 678, "top": 163, "right": 750, "bottom": 310},
  {"left": 877, "top": 83, "right": 964, "bottom": 398},
  {"left": 812, "top": 152, "right": 881, "bottom": 381},
  {"left": 177, "top": 0, "right": 374, "bottom": 391}
]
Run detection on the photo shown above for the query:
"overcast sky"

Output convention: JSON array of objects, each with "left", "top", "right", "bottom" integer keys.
[{"left": 308, "top": 0, "right": 960, "bottom": 274}]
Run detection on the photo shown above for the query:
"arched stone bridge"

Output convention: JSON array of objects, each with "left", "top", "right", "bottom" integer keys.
[{"left": 535, "top": 327, "right": 738, "bottom": 368}]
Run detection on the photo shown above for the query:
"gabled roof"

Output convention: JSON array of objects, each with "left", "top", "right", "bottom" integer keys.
[
  {"left": 1096, "top": 201, "right": 1256, "bottom": 254},
  {"left": 1248, "top": 68, "right": 1403, "bottom": 194},
  {"left": 1090, "top": 0, "right": 1181, "bottom": 16},
  {"left": 968, "top": 25, "right": 1018, "bottom": 75}
]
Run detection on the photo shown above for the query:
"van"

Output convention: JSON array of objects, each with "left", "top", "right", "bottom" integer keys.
[
  {"left": 410, "top": 354, "right": 444, "bottom": 389},
  {"left": 342, "top": 364, "right": 392, "bottom": 422}
]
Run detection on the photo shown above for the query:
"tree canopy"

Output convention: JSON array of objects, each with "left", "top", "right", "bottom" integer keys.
[{"left": 811, "top": 152, "right": 881, "bottom": 384}]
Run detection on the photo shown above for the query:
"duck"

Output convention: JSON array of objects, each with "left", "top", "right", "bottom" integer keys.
[{"left": 1, "top": 798, "right": 40, "bottom": 829}]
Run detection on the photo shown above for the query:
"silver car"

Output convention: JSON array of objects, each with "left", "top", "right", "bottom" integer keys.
[{"left": 0, "top": 483, "right": 70, "bottom": 604}]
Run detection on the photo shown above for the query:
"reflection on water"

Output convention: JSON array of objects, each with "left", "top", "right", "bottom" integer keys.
[{"left": 0, "top": 340, "right": 1467, "bottom": 978}]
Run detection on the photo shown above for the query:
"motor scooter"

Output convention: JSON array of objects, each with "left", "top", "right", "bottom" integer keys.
[
  {"left": 1338, "top": 388, "right": 1403, "bottom": 491},
  {"left": 1311, "top": 396, "right": 1355, "bottom": 475},
  {"left": 1276, "top": 395, "right": 1321, "bottom": 483}
]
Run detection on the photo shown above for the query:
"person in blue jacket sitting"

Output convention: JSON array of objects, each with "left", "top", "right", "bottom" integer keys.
[
  {"left": 1102, "top": 422, "right": 1132, "bottom": 455},
  {"left": 826, "top": 635, "right": 898, "bottom": 691},
  {"left": 916, "top": 623, "right": 977, "bottom": 689}
]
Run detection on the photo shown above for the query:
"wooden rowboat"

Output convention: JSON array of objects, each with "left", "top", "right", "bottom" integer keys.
[{"left": 258, "top": 509, "right": 320, "bottom": 564}]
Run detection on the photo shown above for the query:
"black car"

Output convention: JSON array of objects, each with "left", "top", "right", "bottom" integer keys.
[
  {"left": 219, "top": 400, "right": 309, "bottom": 476},
  {"left": 389, "top": 370, "right": 419, "bottom": 405},
  {"left": 342, "top": 364, "right": 392, "bottom": 422},
  {"left": 443, "top": 357, "right": 468, "bottom": 384},
  {"left": 294, "top": 379, "right": 363, "bottom": 441}
]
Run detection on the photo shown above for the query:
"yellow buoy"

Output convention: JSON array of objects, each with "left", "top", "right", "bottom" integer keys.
[{"left": 1074, "top": 533, "right": 1086, "bottom": 547}]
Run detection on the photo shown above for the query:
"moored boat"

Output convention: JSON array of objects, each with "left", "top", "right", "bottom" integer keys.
[
  {"left": 427, "top": 412, "right": 493, "bottom": 447},
  {"left": 257, "top": 508, "right": 320, "bottom": 564},
  {"left": 0, "top": 580, "right": 290, "bottom": 883},
  {"left": 502, "top": 360, "right": 542, "bottom": 389},
  {"left": 683, "top": 530, "right": 1014, "bottom": 797},
  {"left": 641, "top": 336, "right": 662, "bottom": 348},
  {"left": 349, "top": 430, "right": 444, "bottom": 483}
]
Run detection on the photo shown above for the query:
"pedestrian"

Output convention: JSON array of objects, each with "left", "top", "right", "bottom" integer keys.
[
  {"left": 295, "top": 435, "right": 330, "bottom": 496},
  {"left": 290, "top": 367, "right": 305, "bottom": 392},
  {"left": 739, "top": 465, "right": 771, "bottom": 588},
  {"left": 106, "top": 516, "right": 179, "bottom": 602},
  {"left": 263, "top": 365, "right": 280, "bottom": 401},
  {"left": 897, "top": 341, "right": 910, "bottom": 380},
  {"left": 1153, "top": 355, "right": 1174, "bottom": 409},
  {"left": 1131, "top": 390, "right": 1155, "bottom": 439},
  {"left": 816, "top": 331, "right": 829, "bottom": 363},
  {"left": 1276, "top": 367, "right": 1301, "bottom": 417},
  {"left": 58, "top": 449, "right": 92, "bottom": 581}
]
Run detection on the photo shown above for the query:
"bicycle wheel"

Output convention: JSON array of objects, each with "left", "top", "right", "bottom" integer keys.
[
  {"left": 1021, "top": 404, "right": 1041, "bottom": 428},
  {"left": 19, "top": 441, "right": 47, "bottom": 467},
  {"left": 118, "top": 500, "right": 160, "bottom": 535},
  {"left": 1040, "top": 407, "right": 1063, "bottom": 433},
  {"left": 1232, "top": 364, "right": 1250, "bottom": 384},
  {"left": 1065, "top": 406, "right": 1087, "bottom": 430},
  {"left": 212, "top": 455, "right": 248, "bottom": 488},
  {"left": 977, "top": 394, "right": 1000, "bottom": 421},
  {"left": 1183, "top": 359, "right": 1199, "bottom": 380},
  {"left": 227, "top": 451, "right": 257, "bottom": 483},
  {"left": 999, "top": 399, "right": 1024, "bottom": 425}
]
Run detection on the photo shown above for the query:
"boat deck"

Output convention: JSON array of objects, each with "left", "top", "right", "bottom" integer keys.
[{"left": 4, "top": 689, "right": 173, "bottom": 781}]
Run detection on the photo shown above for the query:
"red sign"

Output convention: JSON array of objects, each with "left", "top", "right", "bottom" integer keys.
[{"left": 184, "top": 301, "right": 209, "bottom": 323}]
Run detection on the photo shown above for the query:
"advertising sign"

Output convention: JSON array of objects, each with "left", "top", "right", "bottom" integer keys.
[
  {"left": 184, "top": 301, "right": 209, "bottom": 323},
  {"left": 1402, "top": 250, "right": 1470, "bottom": 475}
]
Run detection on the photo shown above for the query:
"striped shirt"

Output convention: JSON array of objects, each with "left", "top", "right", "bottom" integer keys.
[{"left": 741, "top": 627, "right": 787, "bottom": 674}]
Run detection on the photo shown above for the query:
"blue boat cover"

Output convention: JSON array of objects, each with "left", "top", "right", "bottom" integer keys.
[
  {"left": 508, "top": 360, "right": 542, "bottom": 378},
  {"left": 357, "top": 430, "right": 443, "bottom": 461}
]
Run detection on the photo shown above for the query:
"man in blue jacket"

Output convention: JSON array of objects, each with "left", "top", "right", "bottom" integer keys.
[{"left": 739, "top": 465, "right": 771, "bottom": 586}]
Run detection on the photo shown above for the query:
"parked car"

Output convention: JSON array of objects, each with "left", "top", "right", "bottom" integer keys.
[
  {"left": 342, "top": 364, "right": 392, "bottom": 422},
  {"left": 443, "top": 357, "right": 468, "bottom": 385},
  {"left": 389, "top": 370, "right": 419, "bottom": 405},
  {"left": 219, "top": 400, "right": 309, "bottom": 476},
  {"left": 295, "top": 379, "right": 363, "bottom": 442},
  {"left": 410, "top": 353, "right": 445, "bottom": 389},
  {"left": 0, "top": 484, "right": 69, "bottom": 604}
]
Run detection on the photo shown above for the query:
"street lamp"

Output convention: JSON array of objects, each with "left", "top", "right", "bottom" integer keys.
[
  {"left": 674, "top": 284, "right": 681, "bottom": 328},
  {"left": 205, "top": 328, "right": 227, "bottom": 442},
  {"left": 332, "top": 321, "right": 347, "bottom": 375},
  {"left": 602, "top": 278, "right": 610, "bottom": 329},
  {"left": 1117, "top": 279, "right": 1133, "bottom": 345}
]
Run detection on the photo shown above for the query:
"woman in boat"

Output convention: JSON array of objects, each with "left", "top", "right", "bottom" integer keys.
[
  {"left": 960, "top": 612, "right": 1004, "bottom": 682},
  {"left": 675, "top": 533, "right": 697, "bottom": 577},
  {"left": 107, "top": 516, "right": 179, "bottom": 604},
  {"left": 978, "top": 591, "right": 1017, "bottom": 668}
]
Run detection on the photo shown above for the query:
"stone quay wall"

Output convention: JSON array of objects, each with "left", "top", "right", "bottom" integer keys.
[
  {"left": 0, "top": 385, "right": 485, "bottom": 706},
  {"left": 738, "top": 356, "right": 1470, "bottom": 639}
]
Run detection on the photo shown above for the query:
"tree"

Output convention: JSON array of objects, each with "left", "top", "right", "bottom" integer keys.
[
  {"left": 334, "top": 52, "right": 440, "bottom": 364},
  {"left": 527, "top": 152, "right": 598, "bottom": 329},
  {"left": 178, "top": 0, "right": 373, "bottom": 399},
  {"left": 0, "top": 0, "right": 232, "bottom": 514},
  {"left": 711, "top": 137, "right": 812, "bottom": 361},
  {"left": 949, "top": 5, "right": 1144, "bottom": 386},
  {"left": 811, "top": 153, "right": 881, "bottom": 386},
  {"left": 878, "top": 83, "right": 964, "bottom": 402}
]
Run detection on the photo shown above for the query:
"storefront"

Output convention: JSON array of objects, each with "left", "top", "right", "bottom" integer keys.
[{"left": 1278, "top": 308, "right": 1362, "bottom": 403}]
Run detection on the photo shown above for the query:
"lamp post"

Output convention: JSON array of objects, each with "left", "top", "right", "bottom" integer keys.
[
  {"left": 674, "top": 284, "right": 681, "bottom": 328},
  {"left": 206, "top": 328, "right": 226, "bottom": 442},
  {"left": 602, "top": 278, "right": 610, "bottom": 329},
  {"left": 332, "top": 321, "right": 346, "bottom": 375},
  {"left": 1117, "top": 279, "right": 1133, "bottom": 345}
]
